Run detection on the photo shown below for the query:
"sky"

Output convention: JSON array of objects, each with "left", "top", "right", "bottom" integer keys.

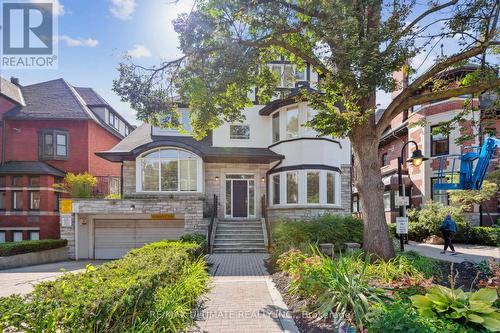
[
  {"left": 0, "top": 0, "right": 491, "bottom": 125},
  {"left": 1, "top": 0, "right": 195, "bottom": 126}
]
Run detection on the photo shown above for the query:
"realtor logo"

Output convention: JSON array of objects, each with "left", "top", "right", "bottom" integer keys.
[{"left": 1, "top": 0, "right": 58, "bottom": 69}]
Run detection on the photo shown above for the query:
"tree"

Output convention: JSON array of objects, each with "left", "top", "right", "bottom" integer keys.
[{"left": 113, "top": 0, "right": 500, "bottom": 259}]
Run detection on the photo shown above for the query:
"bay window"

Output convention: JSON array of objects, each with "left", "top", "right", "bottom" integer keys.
[
  {"left": 327, "top": 172, "right": 336, "bottom": 204},
  {"left": 272, "top": 113, "right": 280, "bottom": 143},
  {"left": 286, "top": 172, "right": 298, "bottom": 204},
  {"left": 138, "top": 148, "right": 201, "bottom": 192},
  {"left": 272, "top": 174, "right": 280, "bottom": 204},
  {"left": 307, "top": 171, "right": 320, "bottom": 203},
  {"left": 286, "top": 107, "right": 299, "bottom": 138}
]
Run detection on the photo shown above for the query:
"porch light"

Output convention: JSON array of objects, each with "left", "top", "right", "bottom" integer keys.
[
  {"left": 130, "top": 204, "right": 135, "bottom": 211},
  {"left": 261, "top": 177, "right": 265, "bottom": 182},
  {"left": 215, "top": 176, "right": 219, "bottom": 181},
  {"left": 406, "top": 149, "right": 428, "bottom": 167}
]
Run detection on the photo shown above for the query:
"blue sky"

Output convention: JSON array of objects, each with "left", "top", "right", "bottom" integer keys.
[
  {"left": 2, "top": 0, "right": 194, "bottom": 126},
  {"left": 1, "top": 0, "right": 488, "bottom": 126}
]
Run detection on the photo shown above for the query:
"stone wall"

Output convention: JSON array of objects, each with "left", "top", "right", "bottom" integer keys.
[
  {"left": 62, "top": 196, "right": 206, "bottom": 259},
  {"left": 204, "top": 163, "right": 270, "bottom": 219},
  {"left": 123, "top": 161, "right": 136, "bottom": 195}
]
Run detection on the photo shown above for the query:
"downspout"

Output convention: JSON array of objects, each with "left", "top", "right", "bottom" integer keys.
[{"left": 120, "top": 162, "right": 124, "bottom": 198}]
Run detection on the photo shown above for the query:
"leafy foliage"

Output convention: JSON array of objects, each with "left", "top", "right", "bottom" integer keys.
[
  {"left": 0, "top": 241, "right": 209, "bottom": 333},
  {"left": 449, "top": 180, "right": 499, "bottom": 211},
  {"left": 411, "top": 286, "right": 500, "bottom": 331},
  {"left": 368, "top": 300, "right": 486, "bottom": 333},
  {"left": 270, "top": 214, "right": 363, "bottom": 262},
  {"left": 54, "top": 172, "right": 97, "bottom": 198},
  {"left": 0, "top": 239, "right": 67, "bottom": 257}
]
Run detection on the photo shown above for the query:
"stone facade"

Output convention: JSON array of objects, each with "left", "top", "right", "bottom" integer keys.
[
  {"left": 204, "top": 163, "right": 270, "bottom": 219},
  {"left": 62, "top": 196, "right": 206, "bottom": 259},
  {"left": 267, "top": 165, "right": 352, "bottom": 223}
]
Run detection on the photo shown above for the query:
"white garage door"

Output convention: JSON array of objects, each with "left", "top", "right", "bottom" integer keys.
[{"left": 94, "top": 219, "right": 185, "bottom": 259}]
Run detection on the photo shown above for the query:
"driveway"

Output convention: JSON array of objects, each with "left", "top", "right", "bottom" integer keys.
[{"left": 0, "top": 260, "right": 107, "bottom": 297}]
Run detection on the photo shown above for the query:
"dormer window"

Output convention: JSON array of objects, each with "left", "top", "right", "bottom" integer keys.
[
  {"left": 39, "top": 130, "right": 69, "bottom": 160},
  {"left": 269, "top": 64, "right": 307, "bottom": 88}
]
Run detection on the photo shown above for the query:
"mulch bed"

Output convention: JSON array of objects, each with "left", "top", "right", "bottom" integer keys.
[{"left": 268, "top": 259, "right": 486, "bottom": 333}]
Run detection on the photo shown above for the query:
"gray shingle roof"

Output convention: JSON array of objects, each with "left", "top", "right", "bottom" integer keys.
[
  {"left": 74, "top": 87, "right": 109, "bottom": 106},
  {"left": 0, "top": 161, "right": 65, "bottom": 177},
  {"left": 97, "top": 124, "right": 284, "bottom": 163},
  {"left": 0, "top": 77, "right": 25, "bottom": 106},
  {"left": 4, "top": 79, "right": 97, "bottom": 120}
]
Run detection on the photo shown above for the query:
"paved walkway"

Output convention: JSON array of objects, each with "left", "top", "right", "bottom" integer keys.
[
  {"left": 405, "top": 241, "right": 499, "bottom": 263},
  {"left": 0, "top": 260, "right": 106, "bottom": 297},
  {"left": 193, "top": 254, "right": 299, "bottom": 333}
]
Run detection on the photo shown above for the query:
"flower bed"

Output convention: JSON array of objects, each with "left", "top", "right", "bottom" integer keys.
[
  {"left": 0, "top": 239, "right": 68, "bottom": 257},
  {"left": 0, "top": 241, "right": 209, "bottom": 333}
]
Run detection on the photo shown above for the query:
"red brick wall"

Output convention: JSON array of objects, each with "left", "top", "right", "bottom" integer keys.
[{"left": 87, "top": 121, "right": 121, "bottom": 176}]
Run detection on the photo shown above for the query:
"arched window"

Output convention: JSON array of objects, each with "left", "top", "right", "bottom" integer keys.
[{"left": 137, "top": 148, "right": 202, "bottom": 192}]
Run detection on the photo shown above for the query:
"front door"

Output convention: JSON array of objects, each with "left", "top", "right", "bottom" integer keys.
[{"left": 232, "top": 180, "right": 248, "bottom": 218}]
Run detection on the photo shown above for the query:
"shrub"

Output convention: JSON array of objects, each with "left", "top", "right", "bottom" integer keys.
[
  {"left": 411, "top": 286, "right": 500, "bottom": 331},
  {"left": 0, "top": 241, "right": 209, "bottom": 333},
  {"left": 180, "top": 232, "right": 207, "bottom": 253},
  {"left": 368, "top": 301, "right": 484, "bottom": 333},
  {"left": 0, "top": 239, "right": 67, "bottom": 257},
  {"left": 270, "top": 214, "right": 363, "bottom": 262},
  {"left": 54, "top": 172, "right": 97, "bottom": 198},
  {"left": 104, "top": 193, "right": 122, "bottom": 199},
  {"left": 398, "top": 251, "right": 441, "bottom": 279}
]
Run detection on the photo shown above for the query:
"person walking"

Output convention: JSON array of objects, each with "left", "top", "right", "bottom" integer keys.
[{"left": 440, "top": 214, "right": 458, "bottom": 255}]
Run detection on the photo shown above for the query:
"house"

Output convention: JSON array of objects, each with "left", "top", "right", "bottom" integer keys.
[
  {"left": 66, "top": 61, "right": 352, "bottom": 259},
  {"left": 353, "top": 65, "right": 499, "bottom": 225},
  {"left": 0, "top": 77, "right": 135, "bottom": 243}
]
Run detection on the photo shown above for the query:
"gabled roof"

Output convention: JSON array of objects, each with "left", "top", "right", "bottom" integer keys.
[
  {"left": 0, "top": 77, "right": 25, "bottom": 106},
  {"left": 4, "top": 79, "right": 98, "bottom": 120},
  {"left": 97, "top": 124, "right": 284, "bottom": 163},
  {"left": 0, "top": 161, "right": 65, "bottom": 177}
]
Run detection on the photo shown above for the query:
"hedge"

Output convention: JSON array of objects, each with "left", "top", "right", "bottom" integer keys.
[
  {"left": 0, "top": 239, "right": 68, "bottom": 257},
  {"left": 389, "top": 224, "right": 499, "bottom": 246},
  {"left": 270, "top": 214, "right": 363, "bottom": 262},
  {"left": 0, "top": 241, "right": 209, "bottom": 333}
]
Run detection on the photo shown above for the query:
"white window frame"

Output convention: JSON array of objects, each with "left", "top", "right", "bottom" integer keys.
[
  {"left": 30, "top": 231, "right": 40, "bottom": 241},
  {"left": 135, "top": 148, "right": 203, "bottom": 193},
  {"left": 13, "top": 231, "right": 23, "bottom": 242},
  {"left": 0, "top": 231, "right": 5, "bottom": 243},
  {"left": 286, "top": 107, "right": 299, "bottom": 139}
]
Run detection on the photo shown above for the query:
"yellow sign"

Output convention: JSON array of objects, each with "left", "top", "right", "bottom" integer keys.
[
  {"left": 151, "top": 213, "right": 176, "bottom": 220},
  {"left": 60, "top": 199, "right": 73, "bottom": 214}
]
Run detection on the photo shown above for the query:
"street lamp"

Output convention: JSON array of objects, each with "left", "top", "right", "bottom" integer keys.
[{"left": 397, "top": 141, "right": 428, "bottom": 251}]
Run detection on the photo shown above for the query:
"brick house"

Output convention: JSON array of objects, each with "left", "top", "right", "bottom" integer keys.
[
  {"left": 0, "top": 77, "right": 134, "bottom": 242},
  {"left": 63, "top": 61, "right": 353, "bottom": 259},
  {"left": 353, "top": 65, "right": 499, "bottom": 226}
]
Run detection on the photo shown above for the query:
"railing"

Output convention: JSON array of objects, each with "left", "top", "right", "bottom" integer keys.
[
  {"left": 261, "top": 194, "right": 272, "bottom": 249},
  {"left": 93, "top": 176, "right": 121, "bottom": 198},
  {"left": 207, "top": 194, "right": 218, "bottom": 253}
]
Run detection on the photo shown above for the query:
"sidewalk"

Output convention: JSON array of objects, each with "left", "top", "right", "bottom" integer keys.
[
  {"left": 405, "top": 241, "right": 499, "bottom": 263},
  {"left": 193, "top": 254, "right": 299, "bottom": 333}
]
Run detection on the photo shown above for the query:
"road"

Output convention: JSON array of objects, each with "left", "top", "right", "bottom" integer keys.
[{"left": 0, "top": 260, "right": 106, "bottom": 297}]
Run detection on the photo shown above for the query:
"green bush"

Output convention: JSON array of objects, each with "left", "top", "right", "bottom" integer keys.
[
  {"left": 180, "top": 232, "right": 207, "bottom": 253},
  {"left": 0, "top": 241, "right": 209, "bottom": 333},
  {"left": 368, "top": 301, "right": 485, "bottom": 333},
  {"left": 388, "top": 201, "right": 499, "bottom": 246},
  {"left": 0, "top": 239, "right": 67, "bottom": 257},
  {"left": 54, "top": 172, "right": 97, "bottom": 198},
  {"left": 270, "top": 214, "right": 363, "bottom": 262}
]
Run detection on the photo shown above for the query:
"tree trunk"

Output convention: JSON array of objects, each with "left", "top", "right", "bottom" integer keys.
[{"left": 351, "top": 122, "right": 395, "bottom": 260}]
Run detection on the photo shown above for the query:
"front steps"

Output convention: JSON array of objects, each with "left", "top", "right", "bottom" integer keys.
[{"left": 212, "top": 219, "right": 267, "bottom": 253}]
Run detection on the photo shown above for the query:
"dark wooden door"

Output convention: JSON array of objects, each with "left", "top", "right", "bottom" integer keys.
[{"left": 232, "top": 180, "right": 248, "bottom": 218}]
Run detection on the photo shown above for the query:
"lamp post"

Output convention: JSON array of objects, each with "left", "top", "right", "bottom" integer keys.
[{"left": 397, "top": 141, "right": 428, "bottom": 251}]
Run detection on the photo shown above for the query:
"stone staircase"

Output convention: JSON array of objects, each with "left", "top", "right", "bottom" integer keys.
[{"left": 212, "top": 219, "right": 267, "bottom": 253}]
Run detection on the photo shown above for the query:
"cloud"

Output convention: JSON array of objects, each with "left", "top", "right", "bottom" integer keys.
[
  {"left": 127, "top": 44, "right": 151, "bottom": 58},
  {"left": 28, "top": 0, "right": 65, "bottom": 16},
  {"left": 58, "top": 35, "right": 99, "bottom": 47},
  {"left": 110, "top": 0, "right": 136, "bottom": 20}
]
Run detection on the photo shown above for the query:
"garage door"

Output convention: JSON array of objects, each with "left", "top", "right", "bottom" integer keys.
[{"left": 94, "top": 219, "right": 185, "bottom": 259}]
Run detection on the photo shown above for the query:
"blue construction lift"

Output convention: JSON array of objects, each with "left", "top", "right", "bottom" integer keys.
[{"left": 434, "top": 136, "right": 500, "bottom": 191}]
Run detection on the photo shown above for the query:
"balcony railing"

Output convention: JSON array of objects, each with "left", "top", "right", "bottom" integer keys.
[{"left": 93, "top": 176, "right": 121, "bottom": 198}]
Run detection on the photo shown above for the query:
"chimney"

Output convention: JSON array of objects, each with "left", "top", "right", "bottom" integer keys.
[
  {"left": 391, "top": 61, "right": 409, "bottom": 100},
  {"left": 10, "top": 77, "right": 20, "bottom": 86}
]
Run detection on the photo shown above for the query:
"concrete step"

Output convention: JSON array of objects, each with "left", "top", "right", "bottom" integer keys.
[
  {"left": 215, "top": 235, "right": 264, "bottom": 241},
  {"left": 212, "top": 248, "right": 268, "bottom": 253},
  {"left": 214, "top": 240, "right": 265, "bottom": 246},
  {"left": 216, "top": 225, "right": 263, "bottom": 230}
]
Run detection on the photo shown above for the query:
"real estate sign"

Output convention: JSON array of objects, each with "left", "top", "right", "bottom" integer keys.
[{"left": 60, "top": 199, "right": 73, "bottom": 214}]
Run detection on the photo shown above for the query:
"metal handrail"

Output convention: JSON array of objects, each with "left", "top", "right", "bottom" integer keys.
[
  {"left": 207, "top": 194, "right": 218, "bottom": 253},
  {"left": 261, "top": 194, "right": 272, "bottom": 250}
]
